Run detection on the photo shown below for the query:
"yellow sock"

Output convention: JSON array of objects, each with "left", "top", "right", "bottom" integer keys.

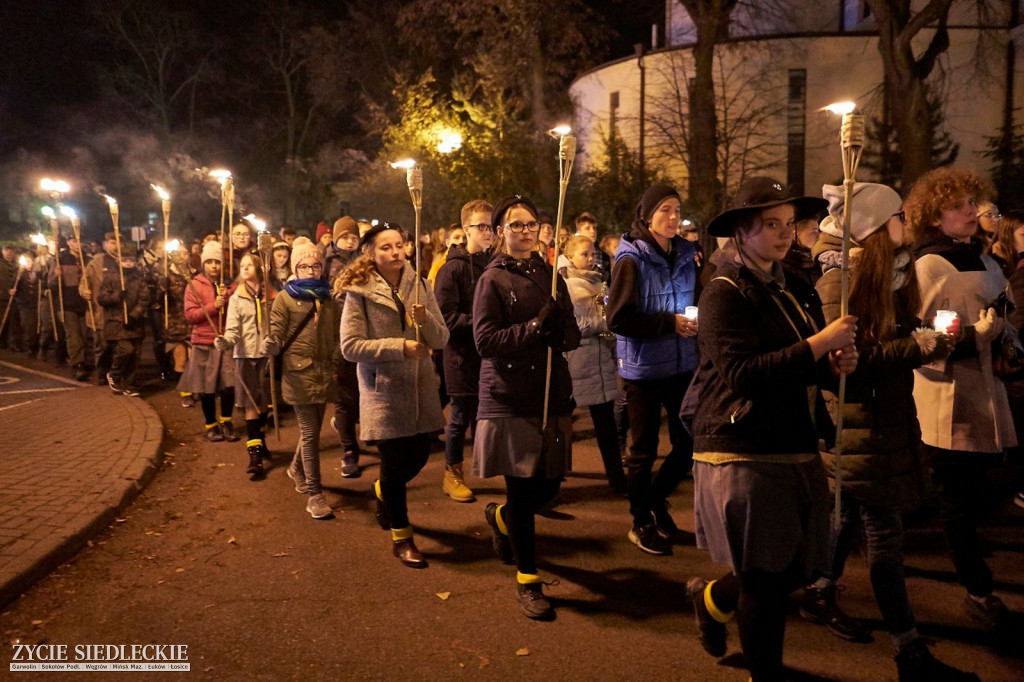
[
  {"left": 704, "top": 580, "right": 733, "bottom": 623},
  {"left": 374, "top": 479, "right": 383, "bottom": 501},
  {"left": 494, "top": 504, "right": 508, "bottom": 535},
  {"left": 218, "top": 416, "right": 232, "bottom": 424},
  {"left": 180, "top": 392, "right": 192, "bottom": 398},
  {"left": 245, "top": 439, "right": 261, "bottom": 448},
  {"left": 391, "top": 526, "right": 413, "bottom": 541},
  {"left": 517, "top": 572, "right": 541, "bottom": 585},
  {"left": 205, "top": 423, "right": 217, "bottom": 430}
]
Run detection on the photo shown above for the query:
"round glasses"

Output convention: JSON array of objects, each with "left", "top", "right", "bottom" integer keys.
[
  {"left": 296, "top": 263, "right": 323, "bottom": 274},
  {"left": 464, "top": 223, "right": 494, "bottom": 233},
  {"left": 504, "top": 221, "right": 540, "bottom": 233}
]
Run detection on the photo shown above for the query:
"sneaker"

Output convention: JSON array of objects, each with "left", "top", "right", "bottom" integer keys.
[
  {"left": 687, "top": 577, "right": 728, "bottom": 657},
  {"left": 798, "top": 585, "right": 872, "bottom": 642},
  {"left": 106, "top": 375, "right": 123, "bottom": 395},
  {"left": 516, "top": 581, "right": 554, "bottom": 621},
  {"left": 340, "top": 451, "right": 360, "bottom": 478},
  {"left": 286, "top": 466, "right": 308, "bottom": 494},
  {"left": 628, "top": 523, "right": 671, "bottom": 555},
  {"left": 180, "top": 395, "right": 195, "bottom": 408},
  {"left": 651, "top": 500, "right": 678, "bottom": 538},
  {"left": 485, "top": 502, "right": 515, "bottom": 564},
  {"left": 219, "top": 421, "right": 240, "bottom": 442},
  {"left": 962, "top": 593, "right": 1008, "bottom": 632},
  {"left": 205, "top": 426, "right": 224, "bottom": 443},
  {"left": 1014, "top": 491, "right": 1024, "bottom": 509},
  {"left": 894, "top": 638, "right": 979, "bottom": 682},
  {"left": 442, "top": 463, "right": 475, "bottom": 502},
  {"left": 121, "top": 386, "right": 140, "bottom": 398},
  {"left": 305, "top": 494, "right": 334, "bottom": 519}
]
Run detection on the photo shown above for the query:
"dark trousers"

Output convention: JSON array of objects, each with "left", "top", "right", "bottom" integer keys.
[
  {"left": 444, "top": 394, "right": 478, "bottom": 466},
  {"left": 147, "top": 307, "right": 170, "bottom": 374},
  {"left": 0, "top": 298, "right": 22, "bottom": 349},
  {"left": 332, "top": 358, "right": 360, "bottom": 452},
  {"left": 504, "top": 475, "right": 562, "bottom": 576},
  {"left": 378, "top": 433, "right": 431, "bottom": 530},
  {"left": 927, "top": 446, "right": 999, "bottom": 596},
  {"left": 827, "top": 495, "right": 915, "bottom": 635},
  {"left": 108, "top": 338, "right": 142, "bottom": 388},
  {"left": 589, "top": 401, "right": 627, "bottom": 491},
  {"left": 623, "top": 373, "right": 694, "bottom": 526}
]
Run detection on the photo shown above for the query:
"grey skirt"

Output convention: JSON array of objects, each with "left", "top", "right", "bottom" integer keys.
[
  {"left": 692, "top": 457, "right": 829, "bottom": 578},
  {"left": 176, "top": 344, "right": 235, "bottom": 394},
  {"left": 233, "top": 357, "right": 269, "bottom": 411},
  {"left": 473, "top": 416, "right": 571, "bottom": 480}
]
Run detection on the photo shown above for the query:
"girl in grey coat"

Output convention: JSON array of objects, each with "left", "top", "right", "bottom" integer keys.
[{"left": 339, "top": 224, "right": 449, "bottom": 569}]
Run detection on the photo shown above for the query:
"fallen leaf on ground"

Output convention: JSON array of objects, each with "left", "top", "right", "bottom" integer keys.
[
  {"left": 515, "top": 648, "right": 530, "bottom": 656},
  {"left": 436, "top": 592, "right": 451, "bottom": 600}
]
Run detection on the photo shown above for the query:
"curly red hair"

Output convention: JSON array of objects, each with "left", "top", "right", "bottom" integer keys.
[{"left": 904, "top": 166, "right": 992, "bottom": 244}]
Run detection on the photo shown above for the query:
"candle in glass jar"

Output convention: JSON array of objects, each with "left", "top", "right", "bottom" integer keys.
[
  {"left": 684, "top": 306, "right": 698, "bottom": 321},
  {"left": 933, "top": 309, "right": 958, "bottom": 333}
]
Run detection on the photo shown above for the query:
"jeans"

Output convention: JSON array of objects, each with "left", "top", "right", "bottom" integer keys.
[
  {"left": 444, "top": 394, "right": 478, "bottom": 466},
  {"left": 927, "top": 446, "right": 999, "bottom": 596},
  {"left": 623, "top": 373, "right": 693, "bottom": 526},
  {"left": 378, "top": 433, "right": 431, "bottom": 530},
  {"left": 290, "top": 403, "right": 326, "bottom": 496},
  {"left": 826, "top": 493, "right": 915, "bottom": 635},
  {"left": 590, "top": 401, "right": 627, "bottom": 490}
]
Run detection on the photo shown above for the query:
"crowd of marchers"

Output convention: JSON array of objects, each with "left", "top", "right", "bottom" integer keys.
[{"left": 3, "top": 166, "right": 1022, "bottom": 682}]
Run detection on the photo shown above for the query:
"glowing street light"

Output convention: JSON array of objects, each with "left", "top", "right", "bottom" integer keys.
[
  {"left": 437, "top": 132, "right": 462, "bottom": 154},
  {"left": 40, "top": 178, "right": 71, "bottom": 195}
]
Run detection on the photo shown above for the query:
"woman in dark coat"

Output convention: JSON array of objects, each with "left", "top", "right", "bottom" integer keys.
[
  {"left": 473, "top": 195, "right": 581, "bottom": 620},
  {"left": 684, "top": 177, "right": 857, "bottom": 682},
  {"left": 808, "top": 183, "right": 974, "bottom": 681}
]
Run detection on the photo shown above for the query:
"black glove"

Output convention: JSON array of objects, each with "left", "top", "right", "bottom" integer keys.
[{"left": 536, "top": 297, "right": 562, "bottom": 335}]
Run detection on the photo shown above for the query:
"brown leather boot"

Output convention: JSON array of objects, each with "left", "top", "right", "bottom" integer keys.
[{"left": 392, "top": 538, "right": 427, "bottom": 569}]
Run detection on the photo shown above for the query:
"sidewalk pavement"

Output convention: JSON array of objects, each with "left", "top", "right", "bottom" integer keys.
[{"left": 0, "top": 359, "right": 163, "bottom": 608}]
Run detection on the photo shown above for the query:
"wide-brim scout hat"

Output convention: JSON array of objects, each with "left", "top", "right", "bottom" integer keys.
[{"left": 707, "top": 176, "right": 829, "bottom": 238}]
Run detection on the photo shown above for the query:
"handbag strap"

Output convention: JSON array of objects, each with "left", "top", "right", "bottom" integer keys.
[{"left": 280, "top": 304, "right": 316, "bottom": 355}]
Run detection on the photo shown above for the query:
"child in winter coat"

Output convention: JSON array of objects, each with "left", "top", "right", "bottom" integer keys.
[
  {"left": 96, "top": 242, "right": 151, "bottom": 396},
  {"left": 562, "top": 236, "right": 627, "bottom": 494},
  {"left": 176, "top": 241, "right": 238, "bottom": 442},
  {"left": 215, "top": 253, "right": 273, "bottom": 480},
  {"left": 265, "top": 238, "right": 341, "bottom": 520}
]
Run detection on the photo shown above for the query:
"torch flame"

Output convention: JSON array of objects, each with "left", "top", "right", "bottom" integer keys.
[
  {"left": 244, "top": 214, "right": 266, "bottom": 232},
  {"left": 18, "top": 255, "right": 32, "bottom": 268},
  {"left": 151, "top": 184, "right": 170, "bottom": 201},
  {"left": 550, "top": 125, "right": 572, "bottom": 137},
  {"left": 31, "top": 233, "right": 47, "bottom": 246},
  {"left": 104, "top": 194, "right": 118, "bottom": 207},
  {"left": 822, "top": 101, "right": 857, "bottom": 115},
  {"left": 41, "top": 206, "right": 56, "bottom": 219},
  {"left": 41, "top": 178, "right": 70, "bottom": 194},
  {"left": 389, "top": 159, "right": 417, "bottom": 170},
  {"left": 209, "top": 169, "right": 232, "bottom": 186},
  {"left": 166, "top": 239, "right": 181, "bottom": 253},
  {"left": 60, "top": 206, "right": 77, "bottom": 220}
]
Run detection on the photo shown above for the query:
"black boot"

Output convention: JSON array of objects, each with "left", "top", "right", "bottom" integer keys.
[
  {"left": 895, "top": 639, "right": 979, "bottom": 681},
  {"left": 798, "top": 584, "right": 871, "bottom": 642},
  {"left": 246, "top": 445, "right": 265, "bottom": 478}
]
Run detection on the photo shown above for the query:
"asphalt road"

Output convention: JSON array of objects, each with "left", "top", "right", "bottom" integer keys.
[{"left": 1, "top": 368, "right": 1022, "bottom": 681}]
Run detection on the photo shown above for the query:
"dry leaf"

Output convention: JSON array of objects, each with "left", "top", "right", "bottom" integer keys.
[
  {"left": 515, "top": 648, "right": 530, "bottom": 657},
  {"left": 31, "top": 620, "right": 42, "bottom": 626},
  {"left": 175, "top": 568, "right": 185, "bottom": 573},
  {"left": 115, "top": 518, "right": 127, "bottom": 524},
  {"left": 227, "top": 537, "right": 237, "bottom": 545},
  {"left": 272, "top": 552, "right": 289, "bottom": 558},
  {"left": 436, "top": 591, "right": 451, "bottom": 600}
]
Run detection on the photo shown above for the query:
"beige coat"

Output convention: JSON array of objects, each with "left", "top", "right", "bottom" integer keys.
[
  {"left": 340, "top": 263, "right": 448, "bottom": 442},
  {"left": 269, "top": 290, "right": 340, "bottom": 405}
]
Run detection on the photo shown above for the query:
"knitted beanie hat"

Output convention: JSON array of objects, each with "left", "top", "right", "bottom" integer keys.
[
  {"left": 333, "top": 216, "right": 359, "bottom": 241},
  {"left": 636, "top": 184, "right": 681, "bottom": 224},
  {"left": 200, "top": 241, "right": 223, "bottom": 263},
  {"left": 290, "top": 236, "right": 321, "bottom": 273},
  {"left": 819, "top": 182, "right": 903, "bottom": 242}
]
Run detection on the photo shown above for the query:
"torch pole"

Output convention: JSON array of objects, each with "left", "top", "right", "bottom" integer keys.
[
  {"left": 832, "top": 111, "right": 865, "bottom": 529},
  {"left": 406, "top": 167, "right": 423, "bottom": 343},
  {"left": 542, "top": 134, "right": 576, "bottom": 430},
  {"left": 69, "top": 217, "right": 97, "bottom": 337},
  {"left": 50, "top": 218, "right": 64, "bottom": 326},
  {"left": 109, "top": 203, "right": 128, "bottom": 323},
  {"left": 257, "top": 233, "right": 280, "bottom": 440},
  {"left": 0, "top": 266, "right": 24, "bottom": 339},
  {"left": 227, "top": 183, "right": 236, "bottom": 281},
  {"left": 163, "top": 199, "right": 170, "bottom": 327}
]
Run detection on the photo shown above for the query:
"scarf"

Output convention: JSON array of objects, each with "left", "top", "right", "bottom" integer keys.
[{"left": 284, "top": 277, "right": 331, "bottom": 301}]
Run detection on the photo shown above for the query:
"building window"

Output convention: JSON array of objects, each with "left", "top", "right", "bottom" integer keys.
[{"left": 787, "top": 69, "right": 807, "bottom": 195}]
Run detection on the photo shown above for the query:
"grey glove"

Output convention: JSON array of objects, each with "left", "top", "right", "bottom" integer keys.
[
  {"left": 213, "top": 335, "right": 231, "bottom": 351},
  {"left": 974, "top": 307, "right": 1004, "bottom": 344},
  {"left": 262, "top": 337, "right": 280, "bottom": 357}
]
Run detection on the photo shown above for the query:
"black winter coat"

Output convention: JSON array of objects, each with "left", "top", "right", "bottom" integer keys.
[
  {"left": 97, "top": 266, "right": 151, "bottom": 340},
  {"left": 691, "top": 258, "right": 833, "bottom": 456},
  {"left": 435, "top": 244, "right": 491, "bottom": 396},
  {"left": 473, "top": 252, "right": 581, "bottom": 419}
]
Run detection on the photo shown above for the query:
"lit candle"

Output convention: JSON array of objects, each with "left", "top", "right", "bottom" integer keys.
[
  {"left": 684, "top": 306, "right": 698, "bottom": 321},
  {"left": 934, "top": 310, "right": 958, "bottom": 333}
]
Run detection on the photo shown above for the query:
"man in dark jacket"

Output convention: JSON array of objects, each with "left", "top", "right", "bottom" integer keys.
[
  {"left": 434, "top": 199, "right": 494, "bottom": 502},
  {"left": 97, "top": 242, "right": 151, "bottom": 397},
  {"left": 50, "top": 236, "right": 91, "bottom": 380}
]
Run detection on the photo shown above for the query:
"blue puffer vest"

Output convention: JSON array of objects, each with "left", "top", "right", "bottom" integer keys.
[{"left": 614, "top": 234, "right": 698, "bottom": 380}]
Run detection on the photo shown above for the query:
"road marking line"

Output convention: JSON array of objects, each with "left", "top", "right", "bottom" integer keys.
[
  {"left": 0, "top": 398, "right": 42, "bottom": 412},
  {"left": 0, "top": 387, "right": 76, "bottom": 395},
  {"left": 0, "top": 360, "right": 83, "bottom": 386}
]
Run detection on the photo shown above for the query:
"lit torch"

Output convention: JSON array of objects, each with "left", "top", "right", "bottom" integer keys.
[
  {"left": 209, "top": 169, "right": 233, "bottom": 283},
  {"left": 61, "top": 205, "right": 96, "bottom": 331},
  {"left": 105, "top": 194, "right": 128, "bottom": 323},
  {"left": 0, "top": 255, "right": 31, "bottom": 338},
  {"left": 43, "top": 206, "right": 65, "bottom": 327},
  {"left": 152, "top": 184, "right": 171, "bottom": 326}
]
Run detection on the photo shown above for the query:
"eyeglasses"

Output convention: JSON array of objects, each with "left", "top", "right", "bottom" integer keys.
[
  {"left": 504, "top": 221, "right": 540, "bottom": 233},
  {"left": 296, "top": 263, "right": 323, "bottom": 273},
  {"left": 465, "top": 223, "right": 494, "bottom": 233},
  {"left": 980, "top": 211, "right": 1002, "bottom": 220}
]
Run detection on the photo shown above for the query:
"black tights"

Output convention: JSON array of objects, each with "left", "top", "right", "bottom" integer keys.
[
  {"left": 708, "top": 566, "right": 803, "bottom": 682},
  {"left": 199, "top": 389, "right": 235, "bottom": 425},
  {"left": 377, "top": 434, "right": 431, "bottom": 530},
  {"left": 503, "top": 476, "right": 561, "bottom": 575}
]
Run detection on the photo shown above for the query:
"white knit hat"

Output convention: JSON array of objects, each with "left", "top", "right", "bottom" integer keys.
[
  {"left": 820, "top": 183, "right": 903, "bottom": 242},
  {"left": 289, "top": 236, "right": 322, "bottom": 273},
  {"left": 200, "top": 241, "right": 223, "bottom": 263}
]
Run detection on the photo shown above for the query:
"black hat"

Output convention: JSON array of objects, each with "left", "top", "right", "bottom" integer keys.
[
  {"left": 492, "top": 194, "right": 539, "bottom": 229},
  {"left": 359, "top": 222, "right": 403, "bottom": 250},
  {"left": 706, "top": 177, "right": 828, "bottom": 238},
  {"left": 636, "top": 184, "right": 681, "bottom": 224}
]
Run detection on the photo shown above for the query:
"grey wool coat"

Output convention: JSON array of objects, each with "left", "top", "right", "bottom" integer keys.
[{"left": 340, "top": 263, "right": 449, "bottom": 442}]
